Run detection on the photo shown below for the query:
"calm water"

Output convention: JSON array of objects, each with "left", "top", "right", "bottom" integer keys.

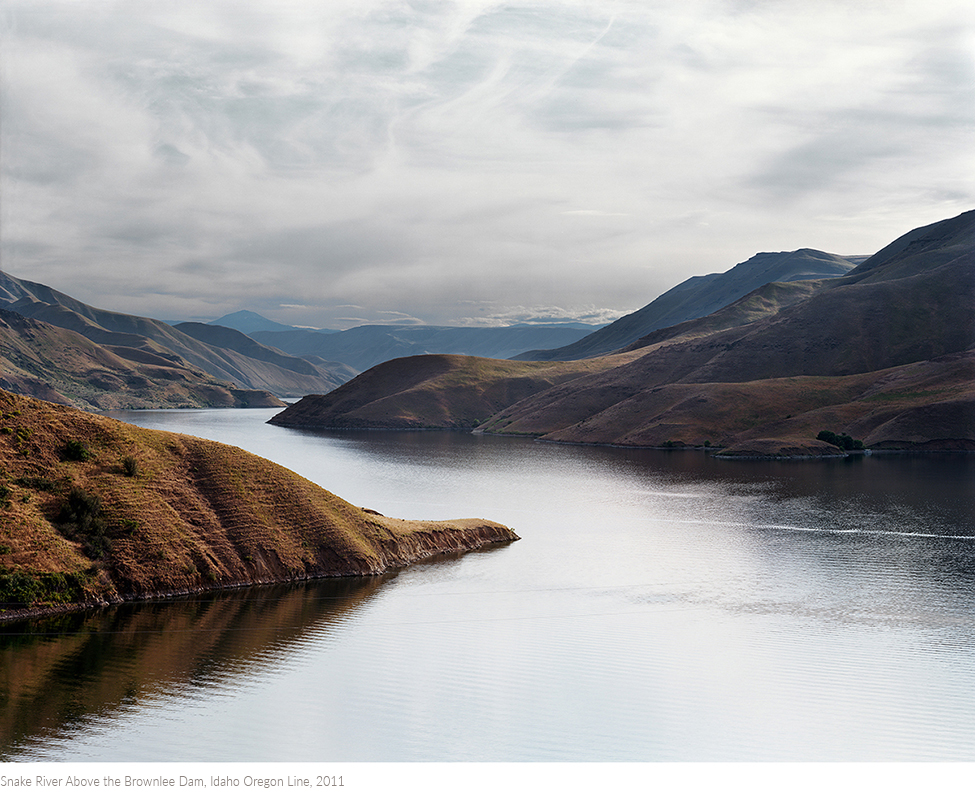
[{"left": 2, "top": 407, "right": 974, "bottom": 761}]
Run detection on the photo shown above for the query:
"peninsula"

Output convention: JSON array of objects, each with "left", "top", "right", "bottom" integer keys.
[{"left": 0, "top": 389, "right": 517, "bottom": 619}]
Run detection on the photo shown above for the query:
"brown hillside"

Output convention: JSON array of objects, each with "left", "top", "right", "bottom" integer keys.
[
  {"left": 262, "top": 210, "right": 975, "bottom": 457},
  {"left": 269, "top": 352, "right": 633, "bottom": 430},
  {"left": 0, "top": 308, "right": 283, "bottom": 410},
  {"left": 0, "top": 270, "right": 353, "bottom": 397},
  {"left": 0, "top": 389, "right": 516, "bottom": 618},
  {"left": 509, "top": 350, "right": 974, "bottom": 452}
]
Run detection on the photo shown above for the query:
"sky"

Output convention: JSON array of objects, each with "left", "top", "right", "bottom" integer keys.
[{"left": 1, "top": 0, "right": 973, "bottom": 330}]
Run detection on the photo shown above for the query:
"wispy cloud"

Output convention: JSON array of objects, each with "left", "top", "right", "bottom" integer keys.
[{"left": 2, "top": 0, "right": 972, "bottom": 329}]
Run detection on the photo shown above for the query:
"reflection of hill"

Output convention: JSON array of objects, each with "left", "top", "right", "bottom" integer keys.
[{"left": 0, "top": 577, "right": 384, "bottom": 757}]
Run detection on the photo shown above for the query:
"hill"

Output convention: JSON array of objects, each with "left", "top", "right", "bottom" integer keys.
[
  {"left": 269, "top": 352, "right": 631, "bottom": 430},
  {"left": 518, "top": 249, "right": 857, "bottom": 361},
  {"left": 0, "top": 309, "right": 282, "bottom": 411},
  {"left": 481, "top": 210, "right": 975, "bottom": 451},
  {"left": 271, "top": 211, "right": 975, "bottom": 456},
  {"left": 252, "top": 322, "right": 602, "bottom": 372},
  {"left": 0, "top": 270, "right": 355, "bottom": 402},
  {"left": 0, "top": 389, "right": 516, "bottom": 619}
]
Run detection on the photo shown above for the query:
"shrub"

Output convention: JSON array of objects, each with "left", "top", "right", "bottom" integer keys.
[
  {"left": 61, "top": 440, "right": 93, "bottom": 462},
  {"left": 121, "top": 455, "right": 139, "bottom": 477},
  {"left": 816, "top": 430, "right": 864, "bottom": 451},
  {"left": 58, "top": 487, "right": 111, "bottom": 558},
  {"left": 15, "top": 475, "right": 57, "bottom": 491},
  {"left": 0, "top": 567, "right": 89, "bottom": 608}
]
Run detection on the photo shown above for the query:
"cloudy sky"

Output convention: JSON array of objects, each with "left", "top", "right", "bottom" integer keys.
[{"left": 1, "top": 0, "right": 972, "bottom": 329}]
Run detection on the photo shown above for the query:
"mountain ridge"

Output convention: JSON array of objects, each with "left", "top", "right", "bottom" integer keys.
[
  {"left": 0, "top": 270, "right": 355, "bottom": 404},
  {"left": 516, "top": 248, "right": 857, "bottom": 361}
]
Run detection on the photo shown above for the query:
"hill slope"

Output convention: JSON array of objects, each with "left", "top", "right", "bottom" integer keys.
[
  {"left": 269, "top": 352, "right": 632, "bottom": 430},
  {"left": 0, "top": 389, "right": 516, "bottom": 619},
  {"left": 482, "top": 210, "right": 975, "bottom": 451},
  {"left": 0, "top": 309, "right": 282, "bottom": 410},
  {"left": 0, "top": 271, "right": 352, "bottom": 398},
  {"left": 518, "top": 249, "right": 857, "bottom": 361}
]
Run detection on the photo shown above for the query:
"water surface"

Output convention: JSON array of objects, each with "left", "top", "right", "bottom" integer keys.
[{"left": 3, "top": 408, "right": 974, "bottom": 761}]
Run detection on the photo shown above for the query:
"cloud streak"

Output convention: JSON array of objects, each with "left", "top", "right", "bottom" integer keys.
[{"left": 1, "top": 0, "right": 972, "bottom": 329}]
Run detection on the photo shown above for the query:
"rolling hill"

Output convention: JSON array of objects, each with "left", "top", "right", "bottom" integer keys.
[
  {"left": 0, "top": 308, "right": 281, "bottom": 410},
  {"left": 251, "top": 322, "right": 602, "bottom": 372},
  {"left": 271, "top": 210, "right": 975, "bottom": 456}
]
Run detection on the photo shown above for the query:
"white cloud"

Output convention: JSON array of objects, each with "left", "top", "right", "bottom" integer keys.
[{"left": 1, "top": 0, "right": 973, "bottom": 329}]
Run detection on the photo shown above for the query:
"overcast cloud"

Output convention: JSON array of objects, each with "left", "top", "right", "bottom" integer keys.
[{"left": 1, "top": 0, "right": 972, "bottom": 328}]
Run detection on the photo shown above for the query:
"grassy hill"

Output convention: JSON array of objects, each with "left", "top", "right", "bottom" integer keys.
[
  {"left": 0, "top": 309, "right": 282, "bottom": 411},
  {"left": 0, "top": 389, "right": 516, "bottom": 619}
]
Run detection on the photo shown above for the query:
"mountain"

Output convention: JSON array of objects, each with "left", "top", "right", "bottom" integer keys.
[
  {"left": 251, "top": 323, "right": 603, "bottom": 372},
  {"left": 517, "top": 249, "right": 858, "bottom": 361},
  {"left": 0, "top": 270, "right": 356, "bottom": 402},
  {"left": 209, "top": 309, "right": 308, "bottom": 334},
  {"left": 174, "top": 322, "right": 358, "bottom": 389},
  {"left": 270, "top": 211, "right": 975, "bottom": 456},
  {"left": 0, "top": 388, "right": 516, "bottom": 618},
  {"left": 0, "top": 308, "right": 281, "bottom": 410}
]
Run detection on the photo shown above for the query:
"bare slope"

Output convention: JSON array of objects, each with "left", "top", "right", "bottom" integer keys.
[
  {"left": 0, "top": 389, "right": 516, "bottom": 618},
  {"left": 0, "top": 309, "right": 281, "bottom": 410},
  {"left": 482, "top": 211, "right": 975, "bottom": 452},
  {"left": 269, "top": 211, "right": 975, "bottom": 456},
  {"left": 269, "top": 352, "right": 633, "bottom": 430},
  {"left": 0, "top": 270, "right": 351, "bottom": 397},
  {"left": 518, "top": 249, "right": 857, "bottom": 361}
]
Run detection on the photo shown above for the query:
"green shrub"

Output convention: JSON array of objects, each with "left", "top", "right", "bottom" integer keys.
[
  {"left": 61, "top": 440, "right": 93, "bottom": 462},
  {"left": 0, "top": 567, "right": 90, "bottom": 608},
  {"left": 15, "top": 475, "right": 57, "bottom": 491},
  {"left": 121, "top": 455, "right": 139, "bottom": 477},
  {"left": 58, "top": 487, "right": 111, "bottom": 558},
  {"left": 816, "top": 430, "right": 864, "bottom": 451}
]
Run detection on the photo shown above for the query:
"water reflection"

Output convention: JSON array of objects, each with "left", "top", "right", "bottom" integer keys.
[
  {"left": 49, "top": 410, "right": 972, "bottom": 760},
  {"left": 0, "top": 576, "right": 388, "bottom": 758}
]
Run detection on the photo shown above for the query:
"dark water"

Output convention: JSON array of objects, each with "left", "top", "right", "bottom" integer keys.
[{"left": 3, "top": 408, "right": 974, "bottom": 761}]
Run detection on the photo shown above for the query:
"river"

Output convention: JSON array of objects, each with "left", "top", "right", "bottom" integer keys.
[{"left": 2, "top": 407, "right": 974, "bottom": 761}]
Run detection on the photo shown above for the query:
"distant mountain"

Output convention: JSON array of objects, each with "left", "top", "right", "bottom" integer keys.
[
  {"left": 174, "top": 322, "right": 357, "bottom": 387},
  {"left": 271, "top": 211, "right": 975, "bottom": 456},
  {"left": 0, "top": 271, "right": 355, "bottom": 401},
  {"left": 252, "top": 323, "right": 604, "bottom": 372},
  {"left": 209, "top": 310, "right": 307, "bottom": 334},
  {"left": 517, "top": 249, "right": 857, "bottom": 361}
]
